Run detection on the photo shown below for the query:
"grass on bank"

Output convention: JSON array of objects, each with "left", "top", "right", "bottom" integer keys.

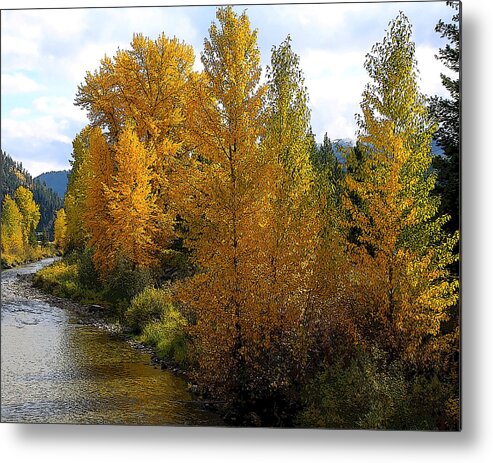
[
  {"left": 33, "top": 259, "right": 104, "bottom": 304},
  {"left": 127, "top": 287, "right": 190, "bottom": 369}
]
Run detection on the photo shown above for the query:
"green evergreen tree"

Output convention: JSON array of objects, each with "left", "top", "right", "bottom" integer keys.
[{"left": 429, "top": 1, "right": 460, "bottom": 236}]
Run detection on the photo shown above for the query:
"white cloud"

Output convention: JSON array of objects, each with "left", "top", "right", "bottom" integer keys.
[
  {"left": 1, "top": 73, "right": 43, "bottom": 94},
  {"left": 10, "top": 107, "right": 32, "bottom": 117},
  {"left": 415, "top": 44, "right": 451, "bottom": 100},
  {"left": 301, "top": 48, "right": 367, "bottom": 140},
  {"left": 22, "top": 159, "right": 70, "bottom": 178},
  {"left": 33, "top": 96, "right": 88, "bottom": 124},
  {"left": 2, "top": 116, "right": 72, "bottom": 144}
]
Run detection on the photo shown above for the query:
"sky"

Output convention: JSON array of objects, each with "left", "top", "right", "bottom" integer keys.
[{"left": 0, "top": 1, "right": 455, "bottom": 177}]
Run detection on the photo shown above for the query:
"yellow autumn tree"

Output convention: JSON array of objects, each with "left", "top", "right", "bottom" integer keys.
[
  {"left": 343, "top": 13, "right": 459, "bottom": 367},
  {"left": 1, "top": 194, "right": 25, "bottom": 261},
  {"left": 65, "top": 127, "right": 91, "bottom": 251},
  {"left": 75, "top": 33, "right": 195, "bottom": 252},
  {"left": 104, "top": 122, "right": 158, "bottom": 270},
  {"left": 177, "top": 6, "right": 267, "bottom": 401},
  {"left": 53, "top": 208, "right": 67, "bottom": 251},
  {"left": 84, "top": 127, "right": 114, "bottom": 275},
  {"left": 252, "top": 36, "right": 321, "bottom": 397},
  {"left": 14, "top": 185, "right": 40, "bottom": 250}
]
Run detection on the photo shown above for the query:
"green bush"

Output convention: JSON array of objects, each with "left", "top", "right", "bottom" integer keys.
[
  {"left": 78, "top": 248, "right": 99, "bottom": 289},
  {"left": 125, "top": 286, "right": 173, "bottom": 333},
  {"left": 104, "top": 256, "right": 154, "bottom": 302},
  {"left": 298, "top": 347, "right": 459, "bottom": 430},
  {"left": 297, "top": 348, "right": 408, "bottom": 429},
  {"left": 139, "top": 309, "right": 189, "bottom": 368}
]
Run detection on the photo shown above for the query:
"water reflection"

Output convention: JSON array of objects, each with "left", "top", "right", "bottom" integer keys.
[{"left": 1, "top": 260, "right": 221, "bottom": 426}]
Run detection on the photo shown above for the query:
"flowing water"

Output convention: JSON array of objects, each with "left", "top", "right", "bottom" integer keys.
[{"left": 1, "top": 258, "right": 221, "bottom": 425}]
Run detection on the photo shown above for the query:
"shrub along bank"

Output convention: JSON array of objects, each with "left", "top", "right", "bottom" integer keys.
[{"left": 34, "top": 253, "right": 191, "bottom": 371}]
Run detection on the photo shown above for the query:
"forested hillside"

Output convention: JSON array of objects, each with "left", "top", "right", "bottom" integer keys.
[
  {"left": 1, "top": 150, "right": 63, "bottom": 238},
  {"left": 35, "top": 170, "right": 70, "bottom": 199}
]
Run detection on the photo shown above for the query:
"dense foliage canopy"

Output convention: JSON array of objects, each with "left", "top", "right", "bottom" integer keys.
[{"left": 34, "top": 6, "right": 460, "bottom": 429}]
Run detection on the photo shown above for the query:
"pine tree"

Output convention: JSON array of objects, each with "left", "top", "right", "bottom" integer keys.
[{"left": 430, "top": 1, "right": 460, "bottom": 237}]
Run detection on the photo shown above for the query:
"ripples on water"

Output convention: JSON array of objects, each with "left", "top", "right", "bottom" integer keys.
[{"left": 1, "top": 259, "right": 221, "bottom": 425}]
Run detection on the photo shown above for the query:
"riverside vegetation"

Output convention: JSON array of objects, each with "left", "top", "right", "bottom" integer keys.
[
  {"left": 32, "top": 4, "right": 460, "bottom": 429},
  {"left": 1, "top": 185, "right": 58, "bottom": 268}
]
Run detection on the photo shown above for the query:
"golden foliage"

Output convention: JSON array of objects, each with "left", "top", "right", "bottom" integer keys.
[
  {"left": 1, "top": 194, "right": 24, "bottom": 258},
  {"left": 176, "top": 6, "right": 269, "bottom": 398},
  {"left": 343, "top": 13, "right": 459, "bottom": 365},
  {"left": 14, "top": 185, "right": 40, "bottom": 248},
  {"left": 84, "top": 126, "right": 114, "bottom": 274},
  {"left": 104, "top": 122, "right": 159, "bottom": 269},
  {"left": 53, "top": 208, "right": 67, "bottom": 251}
]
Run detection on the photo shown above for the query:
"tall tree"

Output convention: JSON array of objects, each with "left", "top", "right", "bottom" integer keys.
[
  {"left": 255, "top": 35, "right": 319, "bottom": 398},
  {"left": 104, "top": 122, "right": 158, "bottom": 270},
  {"left": 53, "top": 208, "right": 67, "bottom": 251},
  {"left": 76, "top": 33, "right": 195, "bottom": 252},
  {"left": 343, "top": 12, "right": 459, "bottom": 367},
  {"left": 429, "top": 1, "right": 460, "bottom": 236},
  {"left": 65, "top": 127, "right": 91, "bottom": 251},
  {"left": 83, "top": 127, "right": 114, "bottom": 275},
  {"left": 1, "top": 194, "right": 24, "bottom": 258},
  {"left": 14, "top": 186, "right": 40, "bottom": 248},
  {"left": 177, "top": 6, "right": 267, "bottom": 401}
]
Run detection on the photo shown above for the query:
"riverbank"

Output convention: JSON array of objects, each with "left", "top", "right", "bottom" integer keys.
[
  {"left": 1, "top": 244, "right": 59, "bottom": 270},
  {"left": 30, "top": 259, "right": 246, "bottom": 423},
  {"left": 1, "top": 259, "right": 222, "bottom": 425},
  {"left": 25, "top": 271, "right": 186, "bottom": 378}
]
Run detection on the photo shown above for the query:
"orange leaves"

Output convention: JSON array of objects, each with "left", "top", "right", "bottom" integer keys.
[
  {"left": 175, "top": 7, "right": 281, "bottom": 399},
  {"left": 84, "top": 127, "right": 114, "bottom": 274},
  {"left": 104, "top": 123, "right": 159, "bottom": 270},
  {"left": 73, "top": 32, "right": 196, "bottom": 276},
  {"left": 76, "top": 33, "right": 194, "bottom": 145}
]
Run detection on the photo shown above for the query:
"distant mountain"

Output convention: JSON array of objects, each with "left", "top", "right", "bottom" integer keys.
[
  {"left": 35, "top": 170, "right": 70, "bottom": 199},
  {"left": 331, "top": 138, "right": 355, "bottom": 163},
  {"left": 1, "top": 150, "right": 63, "bottom": 239}
]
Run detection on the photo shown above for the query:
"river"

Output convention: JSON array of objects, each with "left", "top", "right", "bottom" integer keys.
[{"left": 0, "top": 258, "right": 221, "bottom": 426}]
